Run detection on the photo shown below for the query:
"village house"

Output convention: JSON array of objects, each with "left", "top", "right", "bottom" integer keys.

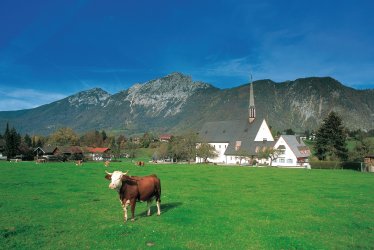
[
  {"left": 84, "top": 147, "right": 111, "bottom": 161},
  {"left": 196, "top": 81, "right": 311, "bottom": 167},
  {"left": 159, "top": 134, "right": 173, "bottom": 142},
  {"left": 272, "top": 135, "right": 311, "bottom": 167}
]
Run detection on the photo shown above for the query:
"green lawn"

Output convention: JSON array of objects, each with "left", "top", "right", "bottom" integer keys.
[{"left": 1, "top": 161, "right": 373, "bottom": 249}]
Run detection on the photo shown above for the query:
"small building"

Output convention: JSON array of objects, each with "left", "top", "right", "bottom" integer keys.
[
  {"left": 272, "top": 135, "right": 311, "bottom": 167},
  {"left": 84, "top": 147, "right": 111, "bottom": 161},
  {"left": 159, "top": 134, "right": 173, "bottom": 142},
  {"left": 55, "top": 146, "right": 83, "bottom": 161},
  {"left": 364, "top": 155, "right": 374, "bottom": 172},
  {"left": 34, "top": 146, "right": 58, "bottom": 159}
]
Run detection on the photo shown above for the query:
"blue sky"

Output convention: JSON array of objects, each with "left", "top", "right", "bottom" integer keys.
[{"left": 0, "top": 0, "right": 373, "bottom": 111}]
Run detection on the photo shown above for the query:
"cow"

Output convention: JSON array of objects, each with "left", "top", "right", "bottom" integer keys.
[
  {"left": 35, "top": 158, "right": 46, "bottom": 164},
  {"left": 105, "top": 170, "right": 161, "bottom": 222},
  {"left": 104, "top": 160, "right": 110, "bottom": 167},
  {"left": 75, "top": 160, "right": 83, "bottom": 166},
  {"left": 136, "top": 161, "right": 145, "bottom": 167}
]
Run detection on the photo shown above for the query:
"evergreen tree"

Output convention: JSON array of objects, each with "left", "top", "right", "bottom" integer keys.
[
  {"left": 315, "top": 111, "right": 348, "bottom": 161},
  {"left": 24, "top": 134, "right": 32, "bottom": 147},
  {"left": 101, "top": 130, "right": 108, "bottom": 142},
  {"left": 4, "top": 125, "right": 21, "bottom": 159}
]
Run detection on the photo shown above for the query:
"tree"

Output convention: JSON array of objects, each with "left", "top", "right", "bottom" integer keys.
[
  {"left": 350, "top": 136, "right": 374, "bottom": 161},
  {"left": 101, "top": 130, "right": 108, "bottom": 142},
  {"left": 182, "top": 131, "right": 198, "bottom": 163},
  {"left": 4, "top": 124, "right": 21, "bottom": 159},
  {"left": 24, "top": 134, "right": 32, "bottom": 147},
  {"left": 126, "top": 141, "right": 138, "bottom": 159},
  {"left": 80, "top": 130, "right": 103, "bottom": 147},
  {"left": 284, "top": 128, "right": 295, "bottom": 135},
  {"left": 169, "top": 136, "right": 186, "bottom": 162},
  {"left": 140, "top": 132, "right": 153, "bottom": 148},
  {"left": 49, "top": 127, "right": 79, "bottom": 146},
  {"left": 196, "top": 143, "right": 218, "bottom": 163},
  {"left": 117, "top": 135, "right": 127, "bottom": 150},
  {"left": 314, "top": 111, "right": 348, "bottom": 161},
  {"left": 154, "top": 142, "right": 169, "bottom": 162},
  {"left": 235, "top": 148, "right": 252, "bottom": 165},
  {"left": 257, "top": 146, "right": 283, "bottom": 166}
]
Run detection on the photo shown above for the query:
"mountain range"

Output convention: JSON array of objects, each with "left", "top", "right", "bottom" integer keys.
[{"left": 1, "top": 72, "right": 373, "bottom": 136}]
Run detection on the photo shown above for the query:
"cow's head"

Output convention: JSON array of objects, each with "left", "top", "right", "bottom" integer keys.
[{"left": 105, "top": 170, "right": 128, "bottom": 190}]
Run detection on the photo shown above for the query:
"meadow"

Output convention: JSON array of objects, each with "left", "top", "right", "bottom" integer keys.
[{"left": 1, "top": 161, "right": 373, "bottom": 249}]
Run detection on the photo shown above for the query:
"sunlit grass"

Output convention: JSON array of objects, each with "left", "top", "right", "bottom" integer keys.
[{"left": 1, "top": 161, "right": 373, "bottom": 249}]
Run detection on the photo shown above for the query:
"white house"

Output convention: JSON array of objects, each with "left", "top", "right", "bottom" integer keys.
[{"left": 271, "top": 135, "right": 311, "bottom": 168}]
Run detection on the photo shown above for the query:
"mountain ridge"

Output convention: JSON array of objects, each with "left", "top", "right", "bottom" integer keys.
[{"left": 0, "top": 73, "right": 373, "bottom": 135}]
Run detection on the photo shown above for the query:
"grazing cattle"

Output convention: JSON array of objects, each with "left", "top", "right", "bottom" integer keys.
[
  {"left": 105, "top": 170, "right": 161, "bottom": 222},
  {"left": 35, "top": 158, "right": 46, "bottom": 164},
  {"left": 104, "top": 161, "right": 110, "bottom": 167},
  {"left": 75, "top": 160, "right": 83, "bottom": 166},
  {"left": 136, "top": 161, "right": 145, "bottom": 167}
]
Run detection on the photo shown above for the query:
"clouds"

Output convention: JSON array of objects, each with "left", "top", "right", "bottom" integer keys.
[{"left": 0, "top": 87, "right": 66, "bottom": 111}]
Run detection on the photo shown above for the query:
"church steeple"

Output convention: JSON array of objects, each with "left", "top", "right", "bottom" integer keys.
[{"left": 248, "top": 75, "right": 256, "bottom": 124}]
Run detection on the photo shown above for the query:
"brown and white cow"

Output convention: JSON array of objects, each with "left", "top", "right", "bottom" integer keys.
[{"left": 105, "top": 170, "right": 161, "bottom": 222}]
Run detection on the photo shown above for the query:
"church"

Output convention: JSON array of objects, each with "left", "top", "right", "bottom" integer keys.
[{"left": 196, "top": 81, "right": 310, "bottom": 167}]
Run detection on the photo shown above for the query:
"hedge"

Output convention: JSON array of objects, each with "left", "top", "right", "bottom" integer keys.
[{"left": 310, "top": 161, "right": 362, "bottom": 171}]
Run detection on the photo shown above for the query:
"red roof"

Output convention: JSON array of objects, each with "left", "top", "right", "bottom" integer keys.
[
  {"left": 159, "top": 134, "right": 173, "bottom": 140},
  {"left": 86, "top": 147, "right": 110, "bottom": 153}
]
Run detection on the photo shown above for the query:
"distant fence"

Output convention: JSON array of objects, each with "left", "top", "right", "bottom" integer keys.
[{"left": 310, "top": 161, "right": 362, "bottom": 171}]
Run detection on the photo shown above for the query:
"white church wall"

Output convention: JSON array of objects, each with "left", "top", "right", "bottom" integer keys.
[
  {"left": 254, "top": 120, "right": 274, "bottom": 142},
  {"left": 196, "top": 142, "right": 229, "bottom": 164}
]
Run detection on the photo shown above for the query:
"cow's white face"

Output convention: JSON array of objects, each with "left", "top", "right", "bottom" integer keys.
[{"left": 108, "top": 171, "right": 124, "bottom": 190}]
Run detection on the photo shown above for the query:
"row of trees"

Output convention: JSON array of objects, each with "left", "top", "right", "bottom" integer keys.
[
  {"left": 0, "top": 124, "right": 218, "bottom": 162},
  {"left": 1, "top": 111, "right": 373, "bottom": 162}
]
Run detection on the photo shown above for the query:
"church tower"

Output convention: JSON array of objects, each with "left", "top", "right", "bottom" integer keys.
[{"left": 248, "top": 75, "right": 256, "bottom": 124}]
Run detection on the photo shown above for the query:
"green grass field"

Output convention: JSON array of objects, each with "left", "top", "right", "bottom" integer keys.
[{"left": 1, "top": 161, "right": 373, "bottom": 249}]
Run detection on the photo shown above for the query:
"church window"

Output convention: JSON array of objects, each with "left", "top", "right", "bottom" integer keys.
[{"left": 279, "top": 158, "right": 285, "bottom": 163}]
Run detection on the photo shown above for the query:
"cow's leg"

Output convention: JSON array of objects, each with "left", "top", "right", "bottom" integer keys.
[
  {"left": 156, "top": 200, "right": 161, "bottom": 216},
  {"left": 147, "top": 201, "right": 152, "bottom": 216},
  {"left": 130, "top": 199, "right": 136, "bottom": 221},
  {"left": 122, "top": 199, "right": 130, "bottom": 222}
]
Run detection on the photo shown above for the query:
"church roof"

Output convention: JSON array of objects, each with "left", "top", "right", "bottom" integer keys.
[
  {"left": 198, "top": 120, "right": 246, "bottom": 143},
  {"left": 198, "top": 117, "right": 275, "bottom": 156}
]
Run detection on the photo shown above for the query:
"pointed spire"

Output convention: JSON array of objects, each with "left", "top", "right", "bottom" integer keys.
[{"left": 248, "top": 74, "right": 256, "bottom": 124}]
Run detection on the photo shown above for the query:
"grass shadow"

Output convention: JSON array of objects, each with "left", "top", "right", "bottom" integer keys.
[{"left": 137, "top": 202, "right": 183, "bottom": 217}]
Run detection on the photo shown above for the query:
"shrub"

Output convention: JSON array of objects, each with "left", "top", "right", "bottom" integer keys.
[
  {"left": 340, "top": 161, "right": 362, "bottom": 171},
  {"left": 310, "top": 161, "right": 342, "bottom": 169},
  {"left": 310, "top": 161, "right": 362, "bottom": 171}
]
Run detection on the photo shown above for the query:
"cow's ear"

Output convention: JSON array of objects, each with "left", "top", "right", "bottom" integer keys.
[{"left": 105, "top": 174, "right": 112, "bottom": 180}]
